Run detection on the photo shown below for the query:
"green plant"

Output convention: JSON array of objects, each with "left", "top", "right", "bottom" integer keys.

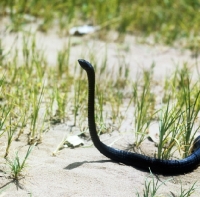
[
  {"left": 157, "top": 97, "right": 183, "bottom": 159},
  {"left": 54, "top": 87, "right": 68, "bottom": 122},
  {"left": 157, "top": 64, "right": 200, "bottom": 159},
  {"left": 6, "top": 145, "right": 34, "bottom": 180},
  {"left": 178, "top": 182, "right": 197, "bottom": 197},
  {"left": 29, "top": 84, "right": 45, "bottom": 144},
  {"left": 95, "top": 87, "right": 108, "bottom": 134},
  {"left": 0, "top": 104, "right": 11, "bottom": 138},
  {"left": 133, "top": 65, "right": 155, "bottom": 147},
  {"left": 4, "top": 113, "right": 20, "bottom": 158},
  {"left": 136, "top": 172, "right": 197, "bottom": 197},
  {"left": 57, "top": 43, "right": 70, "bottom": 78},
  {"left": 73, "top": 79, "right": 87, "bottom": 127},
  {"left": 136, "top": 171, "right": 171, "bottom": 197},
  {"left": 109, "top": 90, "right": 124, "bottom": 129},
  {"left": 173, "top": 65, "right": 200, "bottom": 157}
]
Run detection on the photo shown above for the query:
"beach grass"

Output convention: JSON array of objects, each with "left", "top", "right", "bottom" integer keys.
[{"left": 0, "top": 2, "right": 199, "bottom": 195}]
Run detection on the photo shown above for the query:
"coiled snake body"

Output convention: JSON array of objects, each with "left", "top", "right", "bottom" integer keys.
[{"left": 78, "top": 59, "right": 200, "bottom": 175}]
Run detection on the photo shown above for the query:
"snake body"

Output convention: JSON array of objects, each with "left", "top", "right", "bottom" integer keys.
[{"left": 78, "top": 59, "right": 200, "bottom": 174}]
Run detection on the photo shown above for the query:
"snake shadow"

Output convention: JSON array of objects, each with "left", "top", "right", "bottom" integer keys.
[
  {"left": 64, "top": 160, "right": 116, "bottom": 170},
  {"left": 64, "top": 159, "right": 148, "bottom": 174},
  {"left": 64, "top": 159, "right": 186, "bottom": 176}
]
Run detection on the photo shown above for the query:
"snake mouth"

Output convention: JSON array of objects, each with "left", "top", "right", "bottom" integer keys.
[{"left": 78, "top": 59, "right": 93, "bottom": 70}]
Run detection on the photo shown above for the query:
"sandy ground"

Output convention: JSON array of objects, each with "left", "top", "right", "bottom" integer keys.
[
  {"left": 1, "top": 128, "right": 200, "bottom": 197},
  {"left": 0, "top": 20, "right": 200, "bottom": 196}
]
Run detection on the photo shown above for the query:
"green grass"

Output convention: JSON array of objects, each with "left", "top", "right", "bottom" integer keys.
[
  {"left": 136, "top": 171, "right": 197, "bottom": 197},
  {"left": 136, "top": 171, "right": 171, "bottom": 197},
  {"left": 6, "top": 145, "right": 34, "bottom": 180},
  {"left": 133, "top": 64, "right": 155, "bottom": 148},
  {"left": 1, "top": 1, "right": 200, "bottom": 49},
  {"left": 0, "top": 1, "right": 200, "bottom": 194}
]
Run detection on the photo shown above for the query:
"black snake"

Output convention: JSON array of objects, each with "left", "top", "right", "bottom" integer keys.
[{"left": 78, "top": 59, "right": 200, "bottom": 175}]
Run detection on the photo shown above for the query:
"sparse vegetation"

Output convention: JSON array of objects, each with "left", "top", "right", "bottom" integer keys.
[
  {"left": 0, "top": 0, "right": 199, "bottom": 195},
  {"left": 6, "top": 145, "right": 34, "bottom": 180},
  {"left": 1, "top": 1, "right": 200, "bottom": 48},
  {"left": 136, "top": 171, "right": 197, "bottom": 197}
]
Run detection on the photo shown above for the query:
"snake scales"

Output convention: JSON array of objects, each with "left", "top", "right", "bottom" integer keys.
[{"left": 78, "top": 59, "right": 200, "bottom": 175}]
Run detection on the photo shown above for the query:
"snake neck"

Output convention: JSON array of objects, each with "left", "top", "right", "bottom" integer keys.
[{"left": 86, "top": 70, "right": 101, "bottom": 146}]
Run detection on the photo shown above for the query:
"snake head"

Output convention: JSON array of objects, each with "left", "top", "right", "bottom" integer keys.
[{"left": 78, "top": 59, "right": 94, "bottom": 71}]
